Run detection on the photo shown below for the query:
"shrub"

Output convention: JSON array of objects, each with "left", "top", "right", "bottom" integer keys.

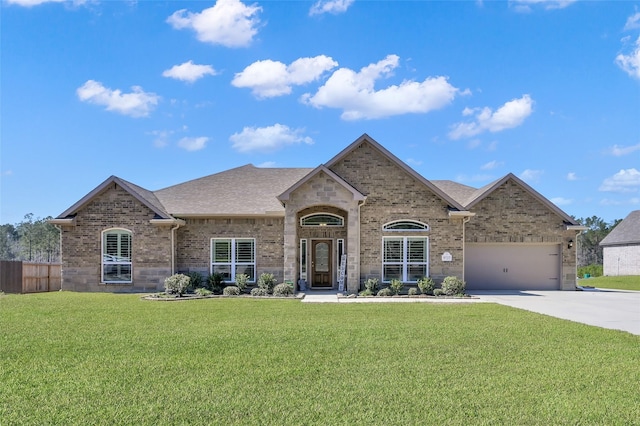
[
  {"left": 441, "top": 276, "right": 466, "bottom": 296},
  {"left": 363, "top": 277, "right": 379, "bottom": 293},
  {"left": 273, "top": 283, "right": 294, "bottom": 297},
  {"left": 186, "top": 271, "right": 204, "bottom": 291},
  {"left": 207, "top": 273, "right": 225, "bottom": 293},
  {"left": 434, "top": 288, "right": 445, "bottom": 296},
  {"left": 417, "top": 277, "right": 435, "bottom": 295},
  {"left": 250, "top": 287, "right": 269, "bottom": 297},
  {"left": 257, "top": 273, "right": 277, "bottom": 293},
  {"left": 377, "top": 287, "right": 393, "bottom": 297},
  {"left": 578, "top": 264, "right": 603, "bottom": 278},
  {"left": 408, "top": 287, "right": 419, "bottom": 296},
  {"left": 164, "top": 274, "right": 190, "bottom": 296},
  {"left": 235, "top": 274, "right": 250, "bottom": 292},
  {"left": 194, "top": 288, "right": 212, "bottom": 297},
  {"left": 359, "top": 289, "right": 374, "bottom": 297},
  {"left": 223, "top": 286, "right": 240, "bottom": 296},
  {"left": 389, "top": 279, "right": 403, "bottom": 295}
]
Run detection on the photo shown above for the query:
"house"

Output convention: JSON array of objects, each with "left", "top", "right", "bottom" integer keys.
[
  {"left": 600, "top": 210, "right": 640, "bottom": 276},
  {"left": 50, "top": 134, "right": 584, "bottom": 293}
]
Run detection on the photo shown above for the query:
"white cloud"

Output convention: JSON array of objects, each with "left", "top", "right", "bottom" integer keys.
[
  {"left": 624, "top": 12, "right": 640, "bottom": 31},
  {"left": 608, "top": 143, "right": 640, "bottom": 157},
  {"left": 232, "top": 56, "right": 338, "bottom": 98},
  {"left": 167, "top": 0, "right": 262, "bottom": 48},
  {"left": 550, "top": 197, "right": 573, "bottom": 206},
  {"left": 449, "top": 95, "right": 534, "bottom": 140},
  {"left": 309, "top": 0, "right": 354, "bottom": 16},
  {"left": 302, "top": 55, "right": 459, "bottom": 120},
  {"left": 76, "top": 80, "right": 159, "bottom": 117},
  {"left": 616, "top": 36, "right": 640, "bottom": 79},
  {"left": 257, "top": 161, "right": 277, "bottom": 168},
  {"left": 406, "top": 158, "right": 423, "bottom": 166},
  {"left": 148, "top": 130, "right": 174, "bottom": 148},
  {"left": 509, "top": 0, "right": 576, "bottom": 12},
  {"left": 480, "top": 160, "right": 503, "bottom": 170},
  {"left": 599, "top": 168, "right": 640, "bottom": 193},
  {"left": 162, "top": 60, "right": 217, "bottom": 83},
  {"left": 178, "top": 136, "right": 209, "bottom": 151},
  {"left": 519, "top": 169, "right": 543, "bottom": 182},
  {"left": 230, "top": 124, "right": 313, "bottom": 153},
  {"left": 567, "top": 172, "right": 578, "bottom": 181}
]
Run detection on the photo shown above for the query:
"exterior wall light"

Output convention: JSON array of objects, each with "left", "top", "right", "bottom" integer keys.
[{"left": 568, "top": 239, "right": 574, "bottom": 249}]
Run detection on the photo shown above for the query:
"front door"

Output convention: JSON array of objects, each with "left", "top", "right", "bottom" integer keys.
[{"left": 312, "top": 240, "right": 332, "bottom": 288}]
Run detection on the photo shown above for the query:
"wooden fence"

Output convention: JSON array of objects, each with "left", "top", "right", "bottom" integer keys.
[{"left": 0, "top": 261, "right": 62, "bottom": 294}]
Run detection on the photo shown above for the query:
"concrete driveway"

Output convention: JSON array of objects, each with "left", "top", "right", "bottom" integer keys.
[{"left": 469, "top": 289, "right": 640, "bottom": 335}]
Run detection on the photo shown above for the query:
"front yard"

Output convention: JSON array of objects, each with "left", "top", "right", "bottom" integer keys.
[
  {"left": 1, "top": 292, "right": 638, "bottom": 425},
  {"left": 579, "top": 275, "right": 640, "bottom": 291}
]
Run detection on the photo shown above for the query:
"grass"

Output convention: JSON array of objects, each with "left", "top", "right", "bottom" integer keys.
[
  {"left": 579, "top": 275, "right": 640, "bottom": 291},
  {"left": 1, "top": 293, "right": 639, "bottom": 425}
]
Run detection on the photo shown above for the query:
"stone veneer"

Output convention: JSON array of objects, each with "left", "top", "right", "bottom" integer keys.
[{"left": 59, "top": 184, "right": 172, "bottom": 292}]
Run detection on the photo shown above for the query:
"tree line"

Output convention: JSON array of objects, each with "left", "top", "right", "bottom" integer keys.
[
  {"left": 0, "top": 213, "right": 622, "bottom": 266},
  {"left": 0, "top": 214, "right": 61, "bottom": 262}
]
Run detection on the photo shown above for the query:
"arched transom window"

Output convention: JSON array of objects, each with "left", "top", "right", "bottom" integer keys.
[
  {"left": 301, "top": 213, "right": 344, "bottom": 227},
  {"left": 383, "top": 220, "right": 429, "bottom": 231}
]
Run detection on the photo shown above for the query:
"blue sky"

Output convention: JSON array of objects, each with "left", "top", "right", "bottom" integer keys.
[{"left": 1, "top": 0, "right": 639, "bottom": 225}]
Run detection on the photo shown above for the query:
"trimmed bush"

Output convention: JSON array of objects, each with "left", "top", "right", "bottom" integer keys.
[
  {"left": 408, "top": 287, "right": 419, "bottom": 296},
  {"left": 207, "top": 273, "right": 225, "bottom": 293},
  {"left": 257, "top": 273, "right": 277, "bottom": 293},
  {"left": 417, "top": 277, "right": 435, "bottom": 295},
  {"left": 164, "top": 274, "right": 190, "bottom": 296},
  {"left": 194, "top": 288, "right": 212, "bottom": 297},
  {"left": 389, "top": 279, "right": 403, "bottom": 295},
  {"left": 359, "top": 289, "right": 374, "bottom": 297},
  {"left": 434, "top": 288, "right": 445, "bottom": 296},
  {"left": 363, "top": 277, "right": 379, "bottom": 293},
  {"left": 223, "top": 286, "right": 240, "bottom": 296},
  {"left": 441, "top": 276, "right": 465, "bottom": 296},
  {"left": 250, "top": 287, "right": 269, "bottom": 297},
  {"left": 273, "top": 283, "right": 294, "bottom": 297},
  {"left": 186, "top": 271, "right": 204, "bottom": 291},
  {"left": 235, "top": 274, "right": 250, "bottom": 292},
  {"left": 377, "top": 288, "right": 393, "bottom": 297}
]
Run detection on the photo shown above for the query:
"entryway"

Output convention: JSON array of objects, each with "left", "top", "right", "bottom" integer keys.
[{"left": 311, "top": 240, "right": 332, "bottom": 288}]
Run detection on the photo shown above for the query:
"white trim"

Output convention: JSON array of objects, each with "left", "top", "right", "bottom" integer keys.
[
  {"left": 382, "top": 236, "right": 429, "bottom": 283},
  {"left": 300, "top": 238, "right": 307, "bottom": 280},
  {"left": 300, "top": 212, "right": 344, "bottom": 227},
  {"left": 382, "top": 220, "right": 429, "bottom": 231},
  {"left": 101, "top": 228, "right": 133, "bottom": 284},
  {"left": 210, "top": 238, "right": 256, "bottom": 283}
]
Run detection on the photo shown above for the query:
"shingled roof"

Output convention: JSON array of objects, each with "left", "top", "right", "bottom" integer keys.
[
  {"left": 154, "top": 165, "right": 313, "bottom": 217},
  {"left": 600, "top": 210, "right": 640, "bottom": 246}
]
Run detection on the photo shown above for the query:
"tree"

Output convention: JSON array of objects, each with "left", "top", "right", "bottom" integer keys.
[
  {"left": 574, "top": 216, "right": 622, "bottom": 267},
  {"left": 0, "top": 214, "right": 60, "bottom": 262}
]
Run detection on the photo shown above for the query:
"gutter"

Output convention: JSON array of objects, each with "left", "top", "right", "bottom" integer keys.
[
  {"left": 448, "top": 211, "right": 476, "bottom": 282},
  {"left": 149, "top": 218, "right": 186, "bottom": 275}
]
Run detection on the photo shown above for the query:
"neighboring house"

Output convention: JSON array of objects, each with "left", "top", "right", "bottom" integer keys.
[
  {"left": 50, "top": 134, "right": 584, "bottom": 293},
  {"left": 600, "top": 210, "right": 640, "bottom": 276}
]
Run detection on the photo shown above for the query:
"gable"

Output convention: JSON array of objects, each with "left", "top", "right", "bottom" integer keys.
[
  {"left": 325, "top": 134, "right": 465, "bottom": 210},
  {"left": 600, "top": 210, "right": 640, "bottom": 246}
]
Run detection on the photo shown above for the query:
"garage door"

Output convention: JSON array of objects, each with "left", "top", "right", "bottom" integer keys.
[{"left": 465, "top": 244, "right": 561, "bottom": 290}]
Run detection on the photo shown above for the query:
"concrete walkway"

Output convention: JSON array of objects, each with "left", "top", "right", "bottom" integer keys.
[{"left": 301, "top": 289, "right": 640, "bottom": 335}]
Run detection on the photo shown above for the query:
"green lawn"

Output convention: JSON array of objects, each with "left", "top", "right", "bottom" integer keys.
[
  {"left": 579, "top": 275, "right": 640, "bottom": 291},
  {"left": 1, "top": 293, "right": 638, "bottom": 425}
]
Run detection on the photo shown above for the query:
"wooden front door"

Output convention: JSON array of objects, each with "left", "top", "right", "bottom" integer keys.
[{"left": 312, "top": 240, "right": 332, "bottom": 288}]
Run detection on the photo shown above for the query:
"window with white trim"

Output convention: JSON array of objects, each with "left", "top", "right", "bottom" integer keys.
[
  {"left": 382, "top": 237, "right": 428, "bottom": 283},
  {"left": 102, "top": 229, "right": 132, "bottom": 283},
  {"left": 383, "top": 220, "right": 429, "bottom": 231},
  {"left": 300, "top": 213, "right": 344, "bottom": 227},
  {"left": 300, "top": 239, "right": 307, "bottom": 280},
  {"left": 211, "top": 238, "right": 256, "bottom": 282}
]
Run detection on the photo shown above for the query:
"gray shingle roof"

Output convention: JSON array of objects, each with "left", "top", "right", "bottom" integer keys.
[
  {"left": 600, "top": 210, "right": 640, "bottom": 246},
  {"left": 154, "top": 165, "right": 313, "bottom": 216}
]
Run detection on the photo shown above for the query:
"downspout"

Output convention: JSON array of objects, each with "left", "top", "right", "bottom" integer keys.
[
  {"left": 462, "top": 216, "right": 471, "bottom": 283},
  {"left": 170, "top": 221, "right": 183, "bottom": 275}
]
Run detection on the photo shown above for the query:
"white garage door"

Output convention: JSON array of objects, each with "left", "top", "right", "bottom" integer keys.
[{"left": 465, "top": 244, "right": 561, "bottom": 291}]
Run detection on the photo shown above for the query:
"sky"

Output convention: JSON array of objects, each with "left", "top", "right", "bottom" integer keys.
[{"left": 1, "top": 0, "right": 639, "bottom": 226}]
